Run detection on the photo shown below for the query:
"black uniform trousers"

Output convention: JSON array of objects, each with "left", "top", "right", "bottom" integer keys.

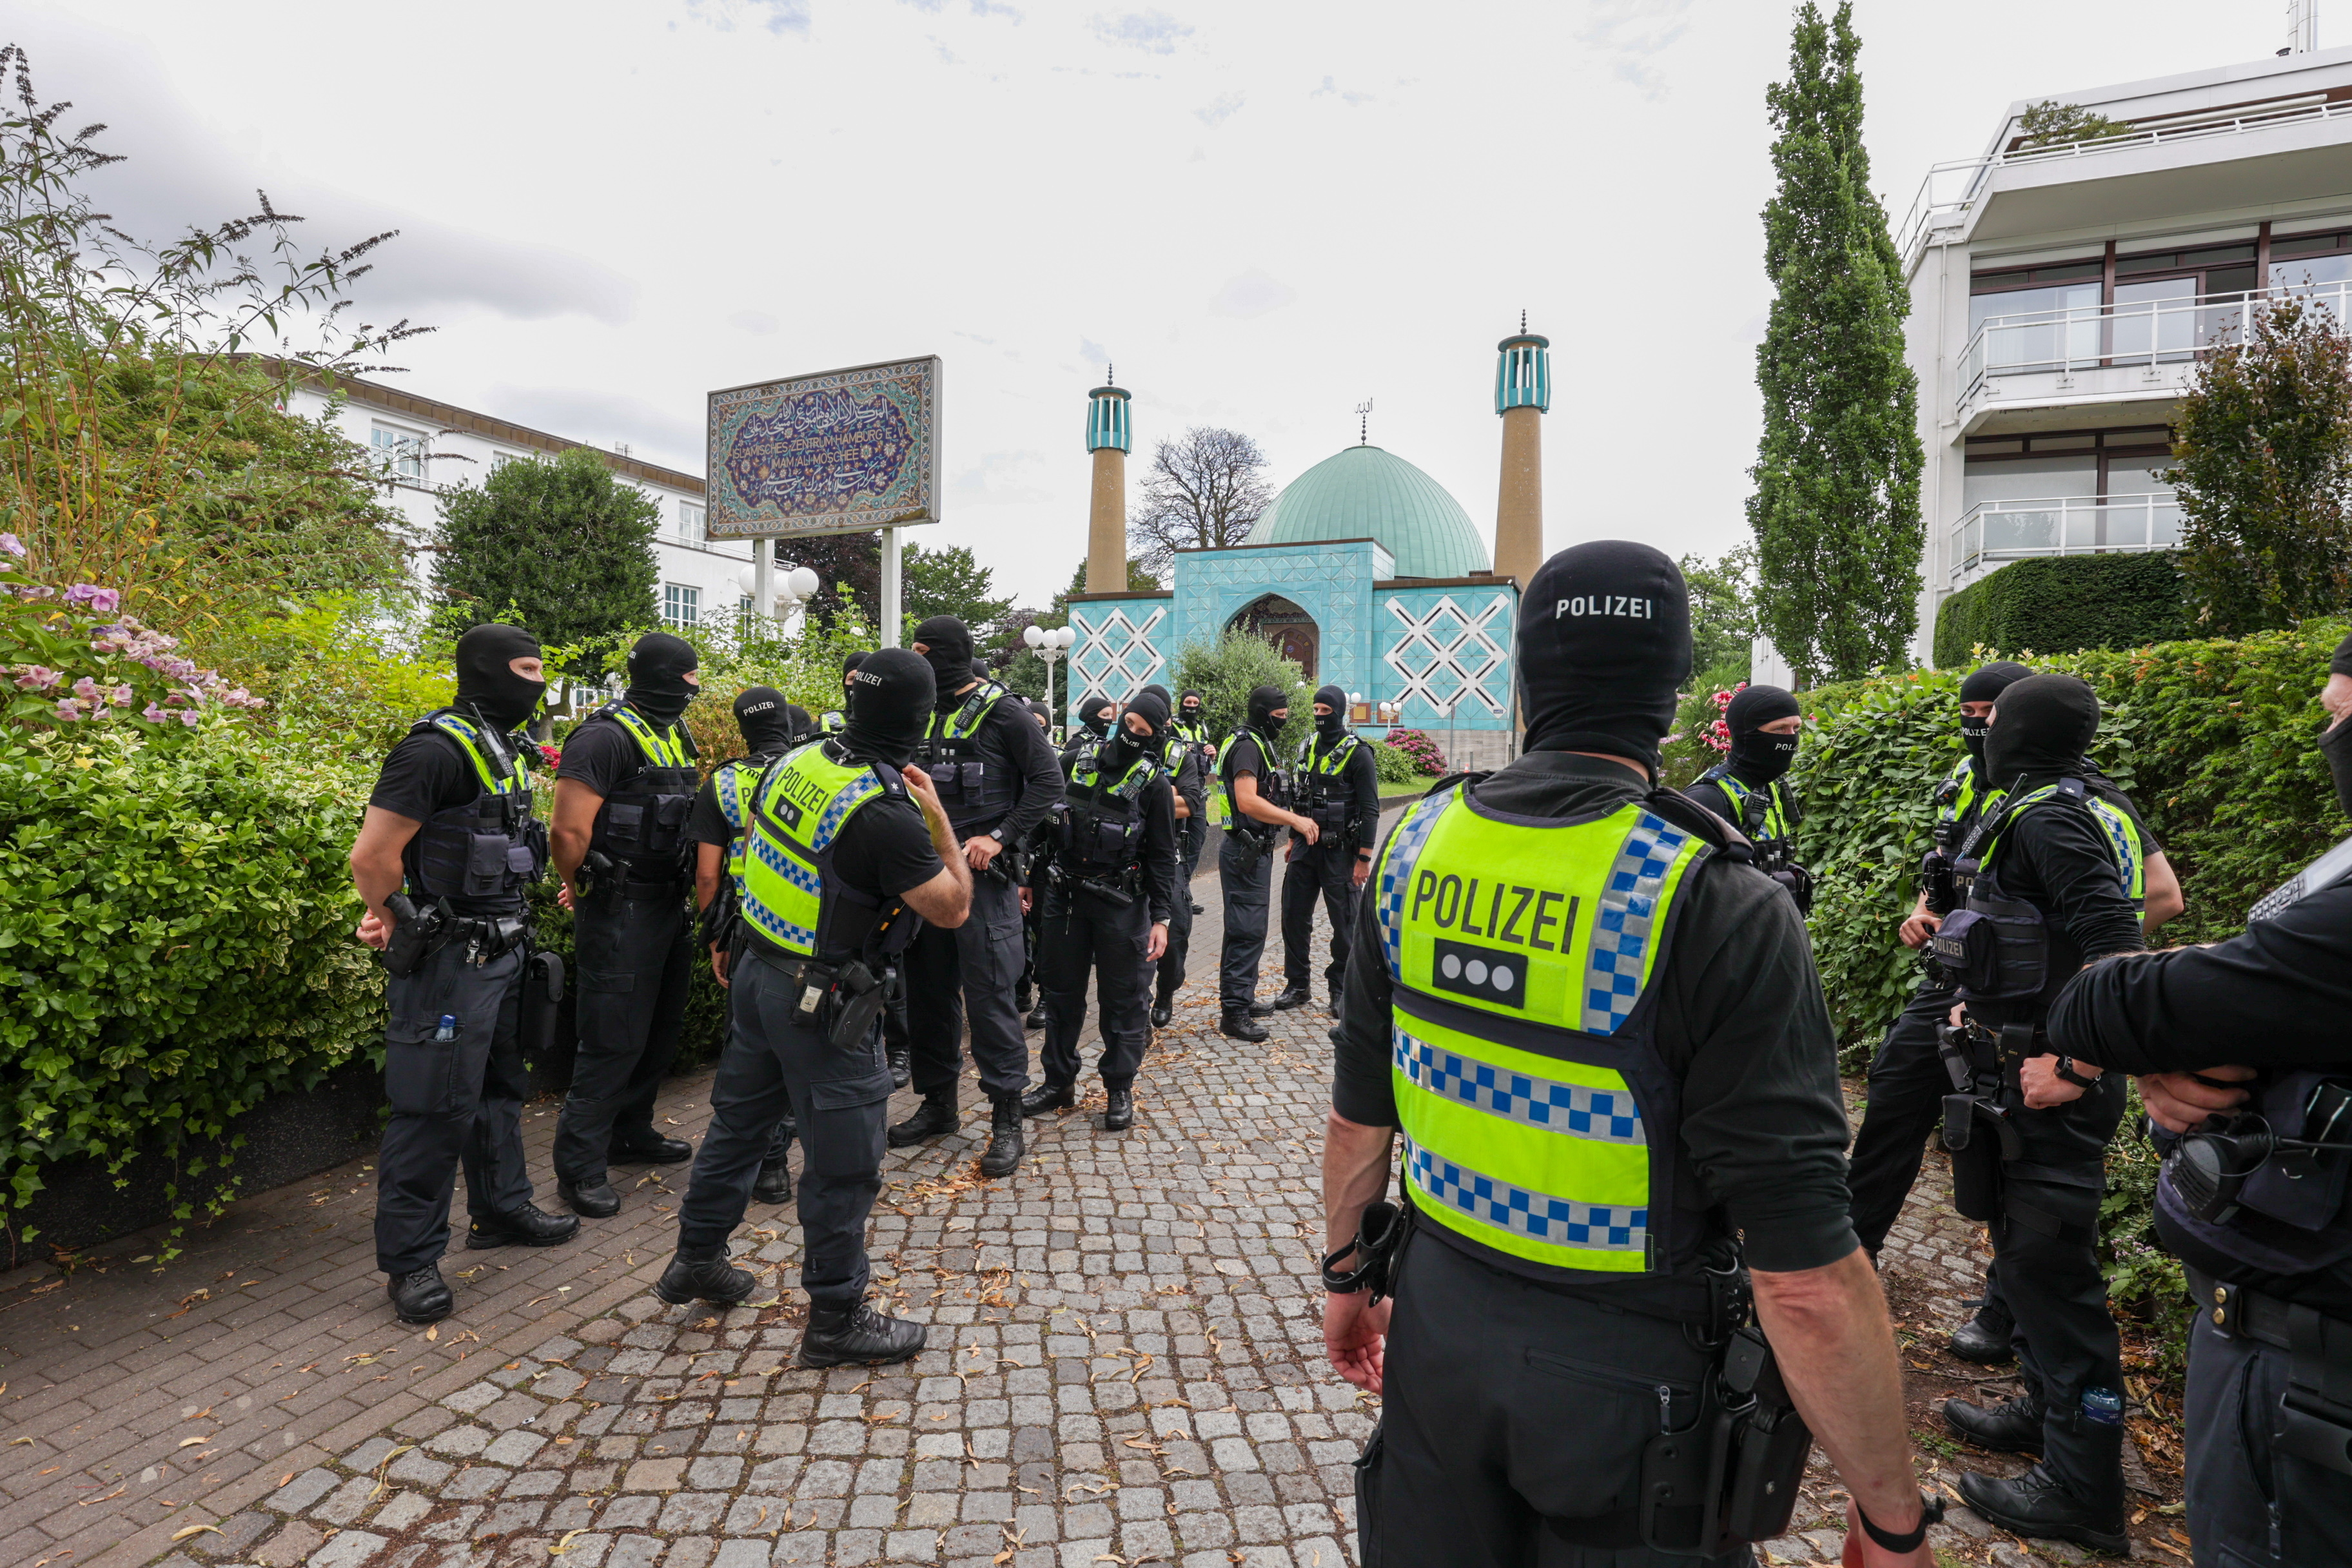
[
  {"left": 905, "top": 870, "right": 1030, "bottom": 1102},
  {"left": 676, "top": 946, "right": 894, "bottom": 1307},
  {"left": 553, "top": 883, "right": 693, "bottom": 1185},
  {"left": 1037, "top": 882, "right": 1153, "bottom": 1091},
  {"left": 1218, "top": 831, "right": 1275, "bottom": 1014},
  {"left": 375, "top": 942, "right": 535, "bottom": 1275},
  {"left": 2184, "top": 1308, "right": 2352, "bottom": 1565},
  {"left": 1155, "top": 818, "right": 1202, "bottom": 1007},
  {"left": 1369, "top": 1230, "right": 1750, "bottom": 1567},
  {"left": 1281, "top": 841, "right": 1357, "bottom": 999}
]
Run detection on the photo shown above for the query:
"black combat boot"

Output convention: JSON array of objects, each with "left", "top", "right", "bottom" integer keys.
[
  {"left": 886, "top": 1044, "right": 912, "bottom": 1091},
  {"left": 1943, "top": 1387, "right": 2044, "bottom": 1454},
  {"left": 799, "top": 1297, "right": 926, "bottom": 1368},
  {"left": 1948, "top": 1296, "right": 2015, "bottom": 1364},
  {"left": 387, "top": 1264, "right": 453, "bottom": 1325},
  {"left": 656, "top": 1248, "right": 760, "bottom": 1307},
  {"left": 1102, "top": 1086, "right": 1135, "bottom": 1132},
  {"left": 1149, "top": 1000, "right": 1173, "bottom": 1029},
  {"left": 979, "top": 1094, "right": 1025, "bottom": 1177},
  {"left": 1271, "top": 985, "right": 1313, "bottom": 1010},
  {"left": 1247, "top": 999, "right": 1277, "bottom": 1017},
  {"left": 1014, "top": 979, "right": 1034, "bottom": 1015},
  {"left": 611, "top": 1130, "right": 693, "bottom": 1164},
  {"left": 753, "top": 1159, "right": 794, "bottom": 1204},
  {"left": 465, "top": 1203, "right": 581, "bottom": 1250},
  {"left": 887, "top": 1092, "right": 958, "bottom": 1147},
  {"left": 1025, "top": 1004, "right": 1048, "bottom": 1030},
  {"left": 1220, "top": 1011, "right": 1269, "bottom": 1043},
  {"left": 558, "top": 1178, "right": 622, "bottom": 1219},
  {"left": 1020, "top": 1081, "right": 1075, "bottom": 1117},
  {"left": 1957, "top": 1402, "right": 2127, "bottom": 1555}
]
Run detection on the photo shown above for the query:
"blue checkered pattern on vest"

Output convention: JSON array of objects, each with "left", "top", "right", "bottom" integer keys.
[
  {"left": 1393, "top": 1031, "right": 1645, "bottom": 1144},
  {"left": 1404, "top": 1138, "right": 1647, "bottom": 1252},
  {"left": 1377, "top": 790, "right": 1455, "bottom": 980},
  {"left": 1580, "top": 814, "right": 1690, "bottom": 1037},
  {"left": 812, "top": 775, "right": 882, "bottom": 852}
]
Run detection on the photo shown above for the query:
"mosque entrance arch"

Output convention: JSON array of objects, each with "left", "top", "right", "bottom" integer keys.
[{"left": 1228, "top": 593, "right": 1318, "bottom": 680}]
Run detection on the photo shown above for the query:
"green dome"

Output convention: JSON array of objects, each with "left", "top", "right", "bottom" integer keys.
[{"left": 1248, "top": 445, "right": 1489, "bottom": 579}]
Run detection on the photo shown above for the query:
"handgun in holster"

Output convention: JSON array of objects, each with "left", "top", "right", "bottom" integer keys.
[
  {"left": 576, "top": 849, "right": 617, "bottom": 900},
  {"left": 523, "top": 948, "right": 565, "bottom": 1062},
  {"left": 379, "top": 893, "right": 451, "bottom": 979},
  {"left": 1939, "top": 1016, "right": 2029, "bottom": 1221},
  {"left": 821, "top": 959, "right": 890, "bottom": 1051}
]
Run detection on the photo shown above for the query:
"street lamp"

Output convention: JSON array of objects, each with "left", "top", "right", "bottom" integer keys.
[
  {"left": 1023, "top": 623, "right": 1078, "bottom": 727},
  {"left": 737, "top": 562, "right": 822, "bottom": 633}
]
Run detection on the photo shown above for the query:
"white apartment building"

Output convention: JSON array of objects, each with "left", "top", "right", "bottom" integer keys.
[
  {"left": 282, "top": 373, "right": 761, "bottom": 634},
  {"left": 1757, "top": 39, "right": 2352, "bottom": 681}
]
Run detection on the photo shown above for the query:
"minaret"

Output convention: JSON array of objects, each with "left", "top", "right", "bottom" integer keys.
[
  {"left": 1084, "top": 371, "right": 1132, "bottom": 593},
  {"left": 1492, "top": 319, "right": 1550, "bottom": 587}
]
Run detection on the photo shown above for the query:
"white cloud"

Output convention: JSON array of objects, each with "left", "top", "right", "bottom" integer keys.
[
  {"left": 1194, "top": 91, "right": 1245, "bottom": 126},
  {"left": 1092, "top": 10, "right": 1192, "bottom": 53},
  {"left": 1578, "top": 0, "right": 1694, "bottom": 96},
  {"left": 1208, "top": 271, "right": 1295, "bottom": 320}
]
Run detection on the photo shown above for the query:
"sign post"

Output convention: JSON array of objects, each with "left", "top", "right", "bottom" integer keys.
[{"left": 706, "top": 355, "right": 942, "bottom": 645}]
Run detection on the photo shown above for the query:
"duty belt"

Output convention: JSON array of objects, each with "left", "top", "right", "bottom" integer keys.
[{"left": 2188, "top": 1268, "right": 2352, "bottom": 1478}]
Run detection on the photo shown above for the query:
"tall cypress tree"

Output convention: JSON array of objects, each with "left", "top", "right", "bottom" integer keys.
[{"left": 1748, "top": 1, "right": 1923, "bottom": 685}]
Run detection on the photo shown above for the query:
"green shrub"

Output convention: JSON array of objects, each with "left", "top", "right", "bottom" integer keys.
[
  {"left": 1932, "top": 552, "right": 2188, "bottom": 667},
  {"left": 0, "top": 725, "right": 381, "bottom": 1241},
  {"left": 1375, "top": 737, "right": 1427, "bottom": 787},
  {"left": 1168, "top": 631, "right": 1312, "bottom": 743}
]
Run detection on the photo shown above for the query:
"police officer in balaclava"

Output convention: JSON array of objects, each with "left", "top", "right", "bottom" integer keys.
[
  {"left": 1214, "top": 684, "right": 1324, "bottom": 1040},
  {"left": 1685, "top": 683, "right": 1811, "bottom": 910},
  {"left": 1271, "top": 683, "right": 1380, "bottom": 1020},
  {"left": 1141, "top": 683, "right": 1208, "bottom": 1026},
  {"left": 350, "top": 623, "right": 578, "bottom": 1326}
]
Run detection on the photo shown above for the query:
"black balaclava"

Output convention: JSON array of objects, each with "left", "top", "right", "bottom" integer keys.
[
  {"left": 1078, "top": 691, "right": 1113, "bottom": 738},
  {"left": 1179, "top": 689, "right": 1204, "bottom": 723},
  {"left": 1107, "top": 690, "right": 1169, "bottom": 769},
  {"left": 454, "top": 623, "right": 545, "bottom": 732},
  {"left": 841, "top": 648, "right": 932, "bottom": 769},
  {"left": 732, "top": 686, "right": 796, "bottom": 754},
  {"left": 1957, "top": 660, "right": 2034, "bottom": 764},
  {"left": 1984, "top": 674, "right": 2101, "bottom": 789},
  {"left": 912, "top": 614, "right": 975, "bottom": 708},
  {"left": 841, "top": 650, "right": 868, "bottom": 687},
  {"left": 785, "top": 703, "right": 816, "bottom": 743},
  {"left": 1724, "top": 684, "right": 1801, "bottom": 785},
  {"left": 625, "top": 632, "right": 699, "bottom": 727},
  {"left": 1518, "top": 542, "right": 1690, "bottom": 775},
  {"left": 1313, "top": 683, "right": 1348, "bottom": 740},
  {"left": 1028, "top": 698, "right": 1054, "bottom": 728},
  {"left": 1141, "top": 683, "right": 1171, "bottom": 709},
  {"left": 1246, "top": 684, "right": 1289, "bottom": 742}
]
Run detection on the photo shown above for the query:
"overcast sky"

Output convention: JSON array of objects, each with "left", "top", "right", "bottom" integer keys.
[{"left": 9, "top": 0, "right": 2318, "bottom": 605}]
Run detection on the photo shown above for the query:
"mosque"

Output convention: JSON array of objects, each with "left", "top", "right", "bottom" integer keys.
[{"left": 1064, "top": 328, "right": 1550, "bottom": 770}]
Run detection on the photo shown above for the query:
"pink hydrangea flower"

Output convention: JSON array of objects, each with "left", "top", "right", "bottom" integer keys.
[
  {"left": 54, "top": 700, "right": 82, "bottom": 722},
  {"left": 86, "top": 587, "right": 121, "bottom": 614},
  {"left": 110, "top": 684, "right": 133, "bottom": 706},
  {"left": 14, "top": 665, "right": 57, "bottom": 691}
]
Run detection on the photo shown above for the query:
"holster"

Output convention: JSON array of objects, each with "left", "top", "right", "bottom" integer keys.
[
  {"left": 2192, "top": 1270, "right": 2352, "bottom": 1478},
  {"left": 825, "top": 959, "right": 888, "bottom": 1052},
  {"left": 523, "top": 949, "right": 565, "bottom": 1062},
  {"left": 379, "top": 893, "right": 450, "bottom": 979},
  {"left": 1320, "top": 1199, "right": 1412, "bottom": 1305},
  {"left": 1640, "top": 1371, "right": 1736, "bottom": 1556},
  {"left": 1718, "top": 1326, "right": 1812, "bottom": 1545},
  {"left": 1938, "top": 1017, "right": 2030, "bottom": 1221}
]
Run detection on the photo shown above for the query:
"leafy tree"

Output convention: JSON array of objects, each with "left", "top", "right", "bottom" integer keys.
[
  {"left": 1128, "top": 427, "right": 1275, "bottom": 578},
  {"left": 1747, "top": 1, "right": 1924, "bottom": 686},
  {"left": 2168, "top": 293, "right": 2352, "bottom": 634},
  {"left": 1680, "top": 545, "right": 1758, "bottom": 681},
  {"left": 1169, "top": 629, "right": 1312, "bottom": 741},
  {"left": 2015, "top": 99, "right": 2134, "bottom": 150},
  {"left": 432, "top": 447, "right": 659, "bottom": 667},
  {"left": 902, "top": 540, "right": 1014, "bottom": 640},
  {"left": 778, "top": 531, "right": 880, "bottom": 629},
  {"left": 0, "top": 46, "right": 415, "bottom": 625}
]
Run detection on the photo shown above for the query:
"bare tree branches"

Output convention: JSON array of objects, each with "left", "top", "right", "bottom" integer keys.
[{"left": 1127, "top": 426, "right": 1276, "bottom": 578}]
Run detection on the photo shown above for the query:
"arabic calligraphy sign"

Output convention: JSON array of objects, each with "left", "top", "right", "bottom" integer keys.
[{"left": 705, "top": 357, "right": 941, "bottom": 538}]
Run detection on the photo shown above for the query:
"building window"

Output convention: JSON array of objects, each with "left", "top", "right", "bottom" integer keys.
[
  {"left": 679, "top": 501, "right": 705, "bottom": 542},
  {"left": 371, "top": 424, "right": 426, "bottom": 482},
  {"left": 663, "top": 583, "right": 700, "bottom": 627}
]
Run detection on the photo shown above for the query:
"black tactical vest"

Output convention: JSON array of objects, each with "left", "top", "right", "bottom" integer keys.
[
  {"left": 581, "top": 703, "right": 700, "bottom": 879},
  {"left": 401, "top": 710, "right": 547, "bottom": 916}
]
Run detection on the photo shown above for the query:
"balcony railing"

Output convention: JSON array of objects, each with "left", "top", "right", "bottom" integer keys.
[
  {"left": 1896, "top": 96, "right": 2352, "bottom": 266},
  {"left": 1952, "top": 494, "right": 2180, "bottom": 580},
  {"left": 1959, "top": 280, "right": 2352, "bottom": 400}
]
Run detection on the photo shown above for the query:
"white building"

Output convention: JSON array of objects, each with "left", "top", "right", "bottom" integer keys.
[
  {"left": 283, "top": 372, "right": 761, "bottom": 634},
  {"left": 1758, "top": 36, "right": 2352, "bottom": 681}
]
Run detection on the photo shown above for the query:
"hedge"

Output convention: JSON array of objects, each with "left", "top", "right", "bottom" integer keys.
[{"left": 1932, "top": 551, "right": 2189, "bottom": 667}]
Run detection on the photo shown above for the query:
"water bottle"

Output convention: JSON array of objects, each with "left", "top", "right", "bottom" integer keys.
[
  {"left": 2082, "top": 1387, "right": 2124, "bottom": 1427},
  {"left": 433, "top": 1014, "right": 458, "bottom": 1043}
]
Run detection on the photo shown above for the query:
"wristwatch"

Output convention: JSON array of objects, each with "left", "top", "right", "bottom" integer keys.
[
  {"left": 1855, "top": 1492, "right": 1944, "bottom": 1553},
  {"left": 2054, "top": 1055, "right": 2097, "bottom": 1089}
]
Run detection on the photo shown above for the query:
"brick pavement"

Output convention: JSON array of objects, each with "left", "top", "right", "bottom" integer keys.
[{"left": 1, "top": 845, "right": 2157, "bottom": 1568}]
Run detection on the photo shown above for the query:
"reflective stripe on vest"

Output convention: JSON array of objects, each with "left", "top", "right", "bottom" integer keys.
[
  {"left": 1973, "top": 781, "right": 2146, "bottom": 906},
  {"left": 1298, "top": 732, "right": 1362, "bottom": 778},
  {"left": 1941, "top": 756, "right": 2000, "bottom": 828},
  {"left": 1703, "top": 770, "right": 1790, "bottom": 847},
  {"left": 604, "top": 703, "right": 692, "bottom": 768},
  {"left": 740, "top": 745, "right": 890, "bottom": 959},
  {"left": 1212, "top": 728, "right": 1280, "bottom": 827},
  {"left": 429, "top": 710, "right": 529, "bottom": 796},
  {"left": 1373, "top": 785, "right": 1710, "bottom": 1275}
]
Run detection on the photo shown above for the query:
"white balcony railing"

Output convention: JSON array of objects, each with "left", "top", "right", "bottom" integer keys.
[
  {"left": 1896, "top": 96, "right": 2352, "bottom": 266},
  {"left": 1952, "top": 494, "right": 2180, "bottom": 580},
  {"left": 1959, "top": 280, "right": 2352, "bottom": 401}
]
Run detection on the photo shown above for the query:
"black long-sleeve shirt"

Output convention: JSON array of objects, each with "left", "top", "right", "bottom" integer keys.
[
  {"left": 1333, "top": 752, "right": 1857, "bottom": 1282},
  {"left": 1966, "top": 801, "right": 2147, "bottom": 1030},
  {"left": 943, "top": 688, "right": 1065, "bottom": 843},
  {"left": 1298, "top": 730, "right": 1384, "bottom": 856},
  {"left": 1045, "top": 745, "right": 1180, "bottom": 925}
]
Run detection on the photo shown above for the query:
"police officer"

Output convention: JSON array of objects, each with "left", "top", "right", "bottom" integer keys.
[
  {"left": 1142, "top": 683, "right": 1206, "bottom": 1028},
  {"left": 820, "top": 652, "right": 865, "bottom": 734},
  {"left": 1075, "top": 690, "right": 1115, "bottom": 740},
  {"left": 888, "top": 615, "right": 1066, "bottom": 1177},
  {"left": 1683, "top": 684, "right": 1812, "bottom": 913},
  {"left": 2048, "top": 631, "right": 2352, "bottom": 1566},
  {"left": 687, "top": 686, "right": 807, "bottom": 1207},
  {"left": 1273, "top": 683, "right": 1380, "bottom": 1017},
  {"left": 1323, "top": 544, "right": 1936, "bottom": 1566},
  {"left": 1173, "top": 687, "right": 1213, "bottom": 917},
  {"left": 1021, "top": 690, "right": 1179, "bottom": 1130},
  {"left": 658, "top": 649, "right": 971, "bottom": 1367},
  {"left": 350, "top": 624, "right": 579, "bottom": 1326},
  {"left": 1016, "top": 698, "right": 1058, "bottom": 1032},
  {"left": 1928, "top": 674, "right": 2150, "bottom": 1553},
  {"left": 549, "top": 632, "right": 705, "bottom": 1217},
  {"left": 1215, "top": 685, "right": 1320, "bottom": 1042}
]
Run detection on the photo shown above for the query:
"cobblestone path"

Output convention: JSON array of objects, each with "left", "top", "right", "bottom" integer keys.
[{"left": 1, "top": 839, "right": 2173, "bottom": 1567}]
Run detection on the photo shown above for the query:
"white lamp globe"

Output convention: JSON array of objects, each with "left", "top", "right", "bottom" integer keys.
[
  {"left": 785, "top": 566, "right": 819, "bottom": 600},
  {"left": 735, "top": 565, "right": 758, "bottom": 596},
  {"left": 1023, "top": 623, "right": 1044, "bottom": 649},
  {"left": 1055, "top": 626, "right": 1077, "bottom": 650}
]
